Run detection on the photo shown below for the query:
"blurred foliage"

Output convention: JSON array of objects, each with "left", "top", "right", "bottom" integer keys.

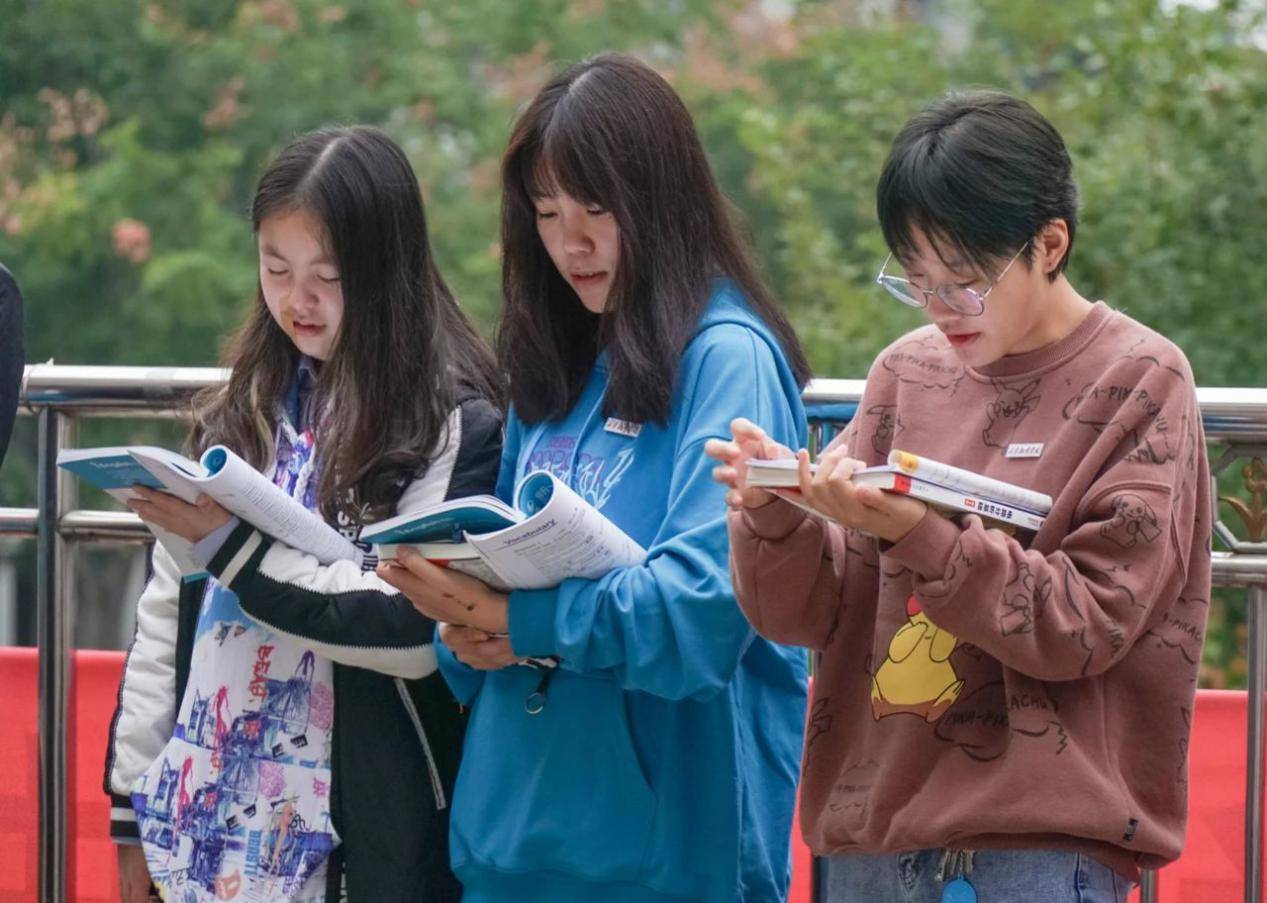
[{"left": 1, "top": 0, "right": 1265, "bottom": 676}]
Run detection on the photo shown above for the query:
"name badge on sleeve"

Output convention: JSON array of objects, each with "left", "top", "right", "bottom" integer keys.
[
  {"left": 604, "top": 418, "right": 642, "bottom": 438},
  {"left": 1005, "top": 442, "right": 1044, "bottom": 459}
]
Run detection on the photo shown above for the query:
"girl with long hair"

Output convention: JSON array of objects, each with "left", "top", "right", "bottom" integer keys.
[
  {"left": 105, "top": 126, "right": 503, "bottom": 902},
  {"left": 382, "top": 54, "right": 812, "bottom": 902}
]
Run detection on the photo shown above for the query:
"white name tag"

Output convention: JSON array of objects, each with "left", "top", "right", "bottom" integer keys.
[
  {"left": 604, "top": 417, "right": 642, "bottom": 438},
  {"left": 1005, "top": 442, "right": 1044, "bottom": 459}
]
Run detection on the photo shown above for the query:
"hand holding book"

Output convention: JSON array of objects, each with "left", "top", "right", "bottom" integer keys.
[
  {"left": 124, "top": 485, "right": 233, "bottom": 543},
  {"left": 745, "top": 448, "right": 1051, "bottom": 536},
  {"left": 378, "top": 548, "right": 510, "bottom": 635},
  {"left": 786, "top": 446, "right": 928, "bottom": 543},
  {"left": 704, "top": 417, "right": 799, "bottom": 509}
]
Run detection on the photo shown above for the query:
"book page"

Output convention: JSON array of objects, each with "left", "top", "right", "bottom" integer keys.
[
  {"left": 465, "top": 471, "right": 645, "bottom": 590},
  {"left": 102, "top": 486, "right": 207, "bottom": 579},
  {"left": 888, "top": 449, "right": 1052, "bottom": 513},
  {"left": 132, "top": 446, "right": 361, "bottom": 567}
]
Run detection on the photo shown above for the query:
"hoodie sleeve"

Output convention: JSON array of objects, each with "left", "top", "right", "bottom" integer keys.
[
  {"left": 204, "top": 399, "right": 502, "bottom": 681},
  {"left": 726, "top": 364, "right": 884, "bottom": 651},
  {"left": 506, "top": 324, "right": 806, "bottom": 702},
  {"left": 103, "top": 543, "right": 183, "bottom": 843}
]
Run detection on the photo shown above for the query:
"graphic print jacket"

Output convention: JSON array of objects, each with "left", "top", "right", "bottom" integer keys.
[{"left": 104, "top": 396, "right": 502, "bottom": 901}]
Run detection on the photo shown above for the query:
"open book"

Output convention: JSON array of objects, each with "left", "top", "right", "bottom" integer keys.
[
  {"left": 747, "top": 448, "right": 1051, "bottom": 532},
  {"left": 362, "top": 470, "right": 646, "bottom": 591},
  {"left": 58, "top": 445, "right": 361, "bottom": 578}
]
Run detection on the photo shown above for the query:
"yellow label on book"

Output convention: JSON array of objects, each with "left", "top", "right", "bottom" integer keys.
[{"left": 894, "top": 451, "right": 919, "bottom": 472}]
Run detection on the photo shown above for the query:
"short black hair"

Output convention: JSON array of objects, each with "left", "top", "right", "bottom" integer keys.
[{"left": 876, "top": 90, "right": 1078, "bottom": 282}]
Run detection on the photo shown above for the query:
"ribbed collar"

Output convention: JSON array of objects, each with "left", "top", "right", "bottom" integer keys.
[{"left": 971, "top": 301, "right": 1112, "bottom": 380}]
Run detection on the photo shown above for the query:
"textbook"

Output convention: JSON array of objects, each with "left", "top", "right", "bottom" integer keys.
[
  {"left": 747, "top": 449, "right": 1050, "bottom": 532},
  {"left": 363, "top": 470, "right": 646, "bottom": 591},
  {"left": 58, "top": 445, "right": 361, "bottom": 579}
]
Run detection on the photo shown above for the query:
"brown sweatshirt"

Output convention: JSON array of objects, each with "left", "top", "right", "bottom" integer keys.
[{"left": 730, "top": 302, "right": 1211, "bottom": 879}]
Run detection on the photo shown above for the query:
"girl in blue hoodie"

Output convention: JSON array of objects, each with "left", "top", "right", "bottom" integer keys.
[{"left": 380, "top": 53, "right": 812, "bottom": 902}]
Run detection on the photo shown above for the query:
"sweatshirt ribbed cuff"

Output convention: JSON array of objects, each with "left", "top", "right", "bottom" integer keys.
[
  {"left": 883, "top": 508, "right": 963, "bottom": 580},
  {"left": 736, "top": 497, "right": 810, "bottom": 542},
  {"left": 509, "top": 587, "right": 560, "bottom": 659}
]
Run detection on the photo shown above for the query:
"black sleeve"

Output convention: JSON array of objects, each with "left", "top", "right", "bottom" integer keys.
[
  {"left": 444, "top": 396, "right": 504, "bottom": 501},
  {"left": 0, "top": 264, "right": 23, "bottom": 472}
]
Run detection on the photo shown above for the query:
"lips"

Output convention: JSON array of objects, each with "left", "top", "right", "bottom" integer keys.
[
  {"left": 570, "top": 270, "right": 608, "bottom": 288},
  {"left": 943, "top": 331, "right": 980, "bottom": 348},
  {"left": 292, "top": 322, "right": 324, "bottom": 336}
]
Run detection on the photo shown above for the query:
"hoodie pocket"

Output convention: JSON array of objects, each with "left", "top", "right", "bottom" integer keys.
[{"left": 452, "top": 666, "right": 657, "bottom": 882}]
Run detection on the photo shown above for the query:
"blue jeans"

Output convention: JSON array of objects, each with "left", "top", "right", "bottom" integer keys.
[{"left": 824, "top": 849, "right": 1134, "bottom": 903}]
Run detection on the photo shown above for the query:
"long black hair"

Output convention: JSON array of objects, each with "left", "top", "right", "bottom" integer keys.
[
  {"left": 191, "top": 125, "right": 503, "bottom": 523},
  {"left": 877, "top": 90, "right": 1079, "bottom": 280},
  {"left": 498, "top": 52, "right": 810, "bottom": 425}
]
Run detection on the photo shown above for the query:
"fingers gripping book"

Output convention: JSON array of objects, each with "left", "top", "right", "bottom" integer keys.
[
  {"left": 362, "top": 470, "right": 646, "bottom": 592},
  {"left": 746, "top": 448, "right": 1052, "bottom": 533},
  {"left": 58, "top": 445, "right": 361, "bottom": 579}
]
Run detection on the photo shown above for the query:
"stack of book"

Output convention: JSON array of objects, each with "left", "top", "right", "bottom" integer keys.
[{"left": 746, "top": 449, "right": 1051, "bottom": 532}]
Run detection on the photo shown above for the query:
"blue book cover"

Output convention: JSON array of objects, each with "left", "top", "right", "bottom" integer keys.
[
  {"left": 57, "top": 449, "right": 168, "bottom": 491},
  {"left": 361, "top": 500, "right": 520, "bottom": 545}
]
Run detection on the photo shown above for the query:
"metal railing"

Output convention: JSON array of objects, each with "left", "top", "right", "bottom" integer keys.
[{"left": 2, "top": 365, "right": 1266, "bottom": 902}]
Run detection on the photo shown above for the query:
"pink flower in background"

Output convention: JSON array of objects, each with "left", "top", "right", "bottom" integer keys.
[
  {"left": 309, "top": 682, "right": 334, "bottom": 731},
  {"left": 112, "top": 218, "right": 151, "bottom": 264},
  {"left": 257, "top": 760, "right": 285, "bottom": 798}
]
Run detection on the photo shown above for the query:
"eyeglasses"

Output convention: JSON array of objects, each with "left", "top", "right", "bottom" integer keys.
[{"left": 875, "top": 241, "right": 1030, "bottom": 317}]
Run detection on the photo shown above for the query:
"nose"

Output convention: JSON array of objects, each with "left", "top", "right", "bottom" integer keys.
[{"left": 561, "top": 212, "right": 592, "bottom": 256}]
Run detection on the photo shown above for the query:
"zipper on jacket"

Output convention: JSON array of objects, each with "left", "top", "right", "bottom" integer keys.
[
  {"left": 394, "top": 678, "right": 447, "bottom": 810},
  {"left": 525, "top": 667, "right": 556, "bottom": 714}
]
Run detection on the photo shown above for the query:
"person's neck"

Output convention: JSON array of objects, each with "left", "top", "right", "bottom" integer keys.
[{"left": 1013, "top": 276, "right": 1093, "bottom": 354}]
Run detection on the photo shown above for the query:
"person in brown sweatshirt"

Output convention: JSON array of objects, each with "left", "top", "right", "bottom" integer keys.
[{"left": 708, "top": 91, "right": 1211, "bottom": 902}]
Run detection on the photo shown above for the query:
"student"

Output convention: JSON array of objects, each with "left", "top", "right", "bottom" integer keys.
[
  {"left": 105, "top": 126, "right": 503, "bottom": 902},
  {"left": 710, "top": 90, "right": 1211, "bottom": 902},
  {"left": 379, "top": 53, "right": 812, "bottom": 903}
]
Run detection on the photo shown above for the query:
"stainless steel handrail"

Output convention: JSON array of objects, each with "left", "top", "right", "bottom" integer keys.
[{"left": 9, "top": 364, "right": 1267, "bottom": 903}]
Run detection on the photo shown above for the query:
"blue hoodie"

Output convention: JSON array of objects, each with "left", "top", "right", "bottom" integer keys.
[{"left": 438, "top": 283, "right": 809, "bottom": 902}]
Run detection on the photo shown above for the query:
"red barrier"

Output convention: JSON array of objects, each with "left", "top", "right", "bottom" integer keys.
[
  {"left": 0, "top": 648, "right": 1258, "bottom": 902},
  {"left": 0, "top": 648, "right": 124, "bottom": 902}
]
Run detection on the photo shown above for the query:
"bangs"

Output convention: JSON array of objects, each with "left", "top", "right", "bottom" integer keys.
[
  {"left": 879, "top": 164, "right": 992, "bottom": 276},
  {"left": 518, "top": 99, "right": 617, "bottom": 210},
  {"left": 877, "top": 124, "right": 1023, "bottom": 277}
]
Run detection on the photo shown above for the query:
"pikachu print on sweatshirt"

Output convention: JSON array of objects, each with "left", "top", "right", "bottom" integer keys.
[{"left": 871, "top": 595, "right": 965, "bottom": 723}]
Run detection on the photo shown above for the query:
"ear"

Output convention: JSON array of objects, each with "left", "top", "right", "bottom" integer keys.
[{"left": 1035, "top": 220, "right": 1070, "bottom": 275}]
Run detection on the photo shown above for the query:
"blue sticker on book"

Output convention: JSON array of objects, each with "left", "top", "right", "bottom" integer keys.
[{"left": 941, "top": 877, "right": 977, "bottom": 903}]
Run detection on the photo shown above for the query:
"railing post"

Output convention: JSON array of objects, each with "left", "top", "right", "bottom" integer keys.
[
  {"left": 1139, "top": 868, "right": 1158, "bottom": 902},
  {"left": 1248, "top": 585, "right": 1267, "bottom": 903},
  {"left": 36, "top": 409, "right": 74, "bottom": 903},
  {"left": 1246, "top": 585, "right": 1267, "bottom": 901}
]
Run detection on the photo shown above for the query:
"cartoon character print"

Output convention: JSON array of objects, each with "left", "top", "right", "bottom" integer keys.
[
  {"left": 999, "top": 562, "right": 1053, "bottom": 636},
  {"left": 1100, "top": 492, "right": 1163, "bottom": 548},
  {"left": 880, "top": 334, "right": 966, "bottom": 395},
  {"left": 806, "top": 697, "right": 833, "bottom": 747},
  {"left": 866, "top": 404, "right": 904, "bottom": 456},
  {"left": 871, "top": 596, "right": 964, "bottom": 723},
  {"left": 1060, "top": 337, "right": 1183, "bottom": 466},
  {"left": 1144, "top": 596, "right": 1208, "bottom": 665},
  {"left": 983, "top": 378, "right": 1041, "bottom": 449}
]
